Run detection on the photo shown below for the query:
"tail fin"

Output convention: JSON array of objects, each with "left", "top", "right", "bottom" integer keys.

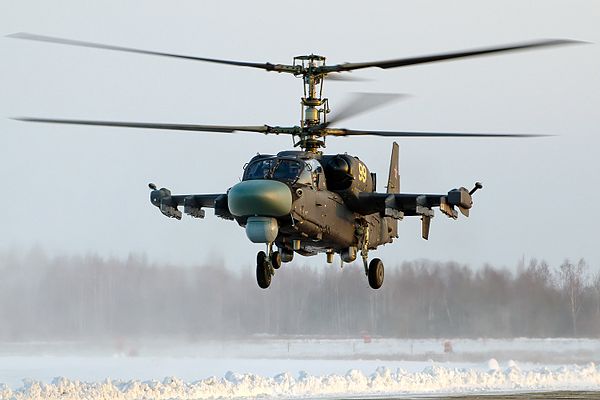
[
  {"left": 386, "top": 142, "right": 400, "bottom": 238},
  {"left": 387, "top": 141, "right": 400, "bottom": 194}
]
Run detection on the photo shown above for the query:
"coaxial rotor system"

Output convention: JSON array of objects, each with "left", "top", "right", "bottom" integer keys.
[{"left": 9, "top": 32, "right": 583, "bottom": 152}]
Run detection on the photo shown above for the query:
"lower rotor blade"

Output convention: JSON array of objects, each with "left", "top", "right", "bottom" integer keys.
[
  {"left": 13, "top": 117, "right": 271, "bottom": 134},
  {"left": 326, "top": 93, "right": 408, "bottom": 127},
  {"left": 326, "top": 128, "right": 549, "bottom": 138},
  {"left": 323, "top": 73, "right": 369, "bottom": 82}
]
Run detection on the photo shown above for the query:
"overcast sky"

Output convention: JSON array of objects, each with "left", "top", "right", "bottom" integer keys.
[{"left": 1, "top": 0, "right": 598, "bottom": 272}]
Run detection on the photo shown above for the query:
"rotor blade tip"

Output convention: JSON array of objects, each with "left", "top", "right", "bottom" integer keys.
[
  {"left": 535, "top": 38, "right": 590, "bottom": 48},
  {"left": 6, "top": 32, "right": 36, "bottom": 40},
  {"left": 572, "top": 39, "right": 592, "bottom": 45},
  {"left": 553, "top": 38, "right": 590, "bottom": 45}
]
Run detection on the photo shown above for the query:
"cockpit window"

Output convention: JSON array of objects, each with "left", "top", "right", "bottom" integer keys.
[
  {"left": 272, "top": 159, "right": 303, "bottom": 182},
  {"left": 244, "top": 159, "right": 276, "bottom": 180},
  {"left": 244, "top": 158, "right": 304, "bottom": 183}
]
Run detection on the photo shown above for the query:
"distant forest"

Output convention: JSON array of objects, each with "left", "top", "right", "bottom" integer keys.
[{"left": 0, "top": 249, "right": 598, "bottom": 340}]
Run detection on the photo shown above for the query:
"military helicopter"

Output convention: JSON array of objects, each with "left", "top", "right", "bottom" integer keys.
[{"left": 10, "top": 33, "right": 579, "bottom": 289}]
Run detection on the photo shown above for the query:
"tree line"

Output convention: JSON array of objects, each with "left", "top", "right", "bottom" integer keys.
[{"left": 0, "top": 249, "right": 598, "bottom": 340}]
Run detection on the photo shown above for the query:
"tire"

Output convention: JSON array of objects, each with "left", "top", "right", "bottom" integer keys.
[
  {"left": 368, "top": 258, "right": 384, "bottom": 289},
  {"left": 256, "top": 251, "right": 271, "bottom": 289},
  {"left": 271, "top": 251, "right": 282, "bottom": 270},
  {"left": 280, "top": 249, "right": 294, "bottom": 263}
]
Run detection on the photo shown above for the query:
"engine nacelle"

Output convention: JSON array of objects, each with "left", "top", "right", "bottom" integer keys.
[
  {"left": 324, "top": 155, "right": 354, "bottom": 190},
  {"left": 323, "top": 154, "right": 375, "bottom": 210}
]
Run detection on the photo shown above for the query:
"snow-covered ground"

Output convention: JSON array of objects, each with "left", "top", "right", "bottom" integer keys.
[{"left": 0, "top": 338, "right": 599, "bottom": 399}]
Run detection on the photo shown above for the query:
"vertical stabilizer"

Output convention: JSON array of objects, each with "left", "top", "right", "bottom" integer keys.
[
  {"left": 386, "top": 142, "right": 400, "bottom": 239},
  {"left": 387, "top": 142, "right": 400, "bottom": 194}
]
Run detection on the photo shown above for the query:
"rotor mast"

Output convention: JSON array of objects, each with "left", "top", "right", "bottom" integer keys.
[{"left": 294, "top": 55, "right": 330, "bottom": 153}]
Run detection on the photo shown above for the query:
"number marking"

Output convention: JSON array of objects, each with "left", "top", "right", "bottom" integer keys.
[{"left": 358, "top": 163, "right": 367, "bottom": 183}]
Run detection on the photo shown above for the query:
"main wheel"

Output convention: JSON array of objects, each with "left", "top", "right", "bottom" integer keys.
[
  {"left": 256, "top": 251, "right": 271, "bottom": 289},
  {"left": 271, "top": 251, "right": 282, "bottom": 270},
  {"left": 368, "top": 258, "right": 384, "bottom": 289}
]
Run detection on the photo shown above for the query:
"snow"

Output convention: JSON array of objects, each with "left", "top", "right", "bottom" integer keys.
[
  {"left": 0, "top": 338, "right": 599, "bottom": 399},
  {"left": 488, "top": 358, "right": 500, "bottom": 371},
  {"left": 1, "top": 362, "right": 600, "bottom": 399}
]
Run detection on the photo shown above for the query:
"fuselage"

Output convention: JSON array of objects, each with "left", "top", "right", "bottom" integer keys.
[{"left": 227, "top": 150, "right": 394, "bottom": 262}]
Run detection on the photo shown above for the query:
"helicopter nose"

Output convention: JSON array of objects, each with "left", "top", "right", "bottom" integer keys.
[{"left": 228, "top": 180, "right": 293, "bottom": 218}]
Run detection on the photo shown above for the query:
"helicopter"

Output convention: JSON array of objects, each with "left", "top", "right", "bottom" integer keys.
[{"left": 9, "top": 33, "right": 580, "bottom": 289}]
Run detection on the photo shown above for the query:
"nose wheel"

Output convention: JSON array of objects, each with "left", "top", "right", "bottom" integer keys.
[
  {"left": 256, "top": 251, "right": 272, "bottom": 289},
  {"left": 256, "top": 245, "right": 282, "bottom": 289}
]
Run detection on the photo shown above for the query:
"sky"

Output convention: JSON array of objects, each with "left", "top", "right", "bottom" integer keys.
[{"left": 1, "top": 0, "right": 599, "bottom": 272}]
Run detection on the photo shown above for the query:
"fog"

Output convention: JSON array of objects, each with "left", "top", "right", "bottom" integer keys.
[{"left": 1, "top": 249, "right": 597, "bottom": 342}]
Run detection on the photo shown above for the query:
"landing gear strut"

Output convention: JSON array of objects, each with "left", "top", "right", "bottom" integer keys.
[
  {"left": 359, "top": 222, "right": 383, "bottom": 289},
  {"left": 361, "top": 250, "right": 385, "bottom": 289},
  {"left": 256, "top": 243, "right": 281, "bottom": 289}
]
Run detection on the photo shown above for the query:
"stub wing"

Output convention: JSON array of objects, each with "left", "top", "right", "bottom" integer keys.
[
  {"left": 149, "top": 185, "right": 233, "bottom": 221},
  {"left": 357, "top": 183, "right": 482, "bottom": 240}
]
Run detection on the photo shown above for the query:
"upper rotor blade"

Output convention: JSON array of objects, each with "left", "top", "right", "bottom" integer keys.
[
  {"left": 8, "top": 32, "right": 280, "bottom": 71},
  {"left": 326, "top": 92, "right": 408, "bottom": 127},
  {"left": 323, "top": 73, "right": 369, "bottom": 82},
  {"left": 326, "top": 128, "right": 549, "bottom": 138},
  {"left": 13, "top": 117, "right": 271, "bottom": 134},
  {"left": 328, "top": 39, "right": 584, "bottom": 72}
]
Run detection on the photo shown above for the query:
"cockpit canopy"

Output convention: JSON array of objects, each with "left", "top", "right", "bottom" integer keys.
[{"left": 243, "top": 157, "right": 316, "bottom": 186}]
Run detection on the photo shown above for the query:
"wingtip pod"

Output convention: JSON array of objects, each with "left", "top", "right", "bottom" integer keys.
[
  {"left": 439, "top": 182, "right": 481, "bottom": 219},
  {"left": 149, "top": 185, "right": 182, "bottom": 220},
  {"left": 448, "top": 187, "right": 473, "bottom": 210},
  {"left": 442, "top": 182, "right": 483, "bottom": 218}
]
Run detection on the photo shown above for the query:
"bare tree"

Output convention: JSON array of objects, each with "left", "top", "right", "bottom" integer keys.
[
  {"left": 593, "top": 272, "right": 600, "bottom": 329},
  {"left": 558, "top": 259, "right": 587, "bottom": 336}
]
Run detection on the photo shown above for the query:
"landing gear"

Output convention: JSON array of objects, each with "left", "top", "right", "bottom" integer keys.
[
  {"left": 256, "top": 244, "right": 282, "bottom": 289},
  {"left": 256, "top": 251, "right": 272, "bottom": 289},
  {"left": 271, "top": 251, "right": 282, "bottom": 270},
  {"left": 368, "top": 258, "right": 384, "bottom": 289},
  {"left": 358, "top": 223, "right": 383, "bottom": 289},
  {"left": 361, "top": 249, "right": 384, "bottom": 289},
  {"left": 280, "top": 249, "right": 294, "bottom": 263}
]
